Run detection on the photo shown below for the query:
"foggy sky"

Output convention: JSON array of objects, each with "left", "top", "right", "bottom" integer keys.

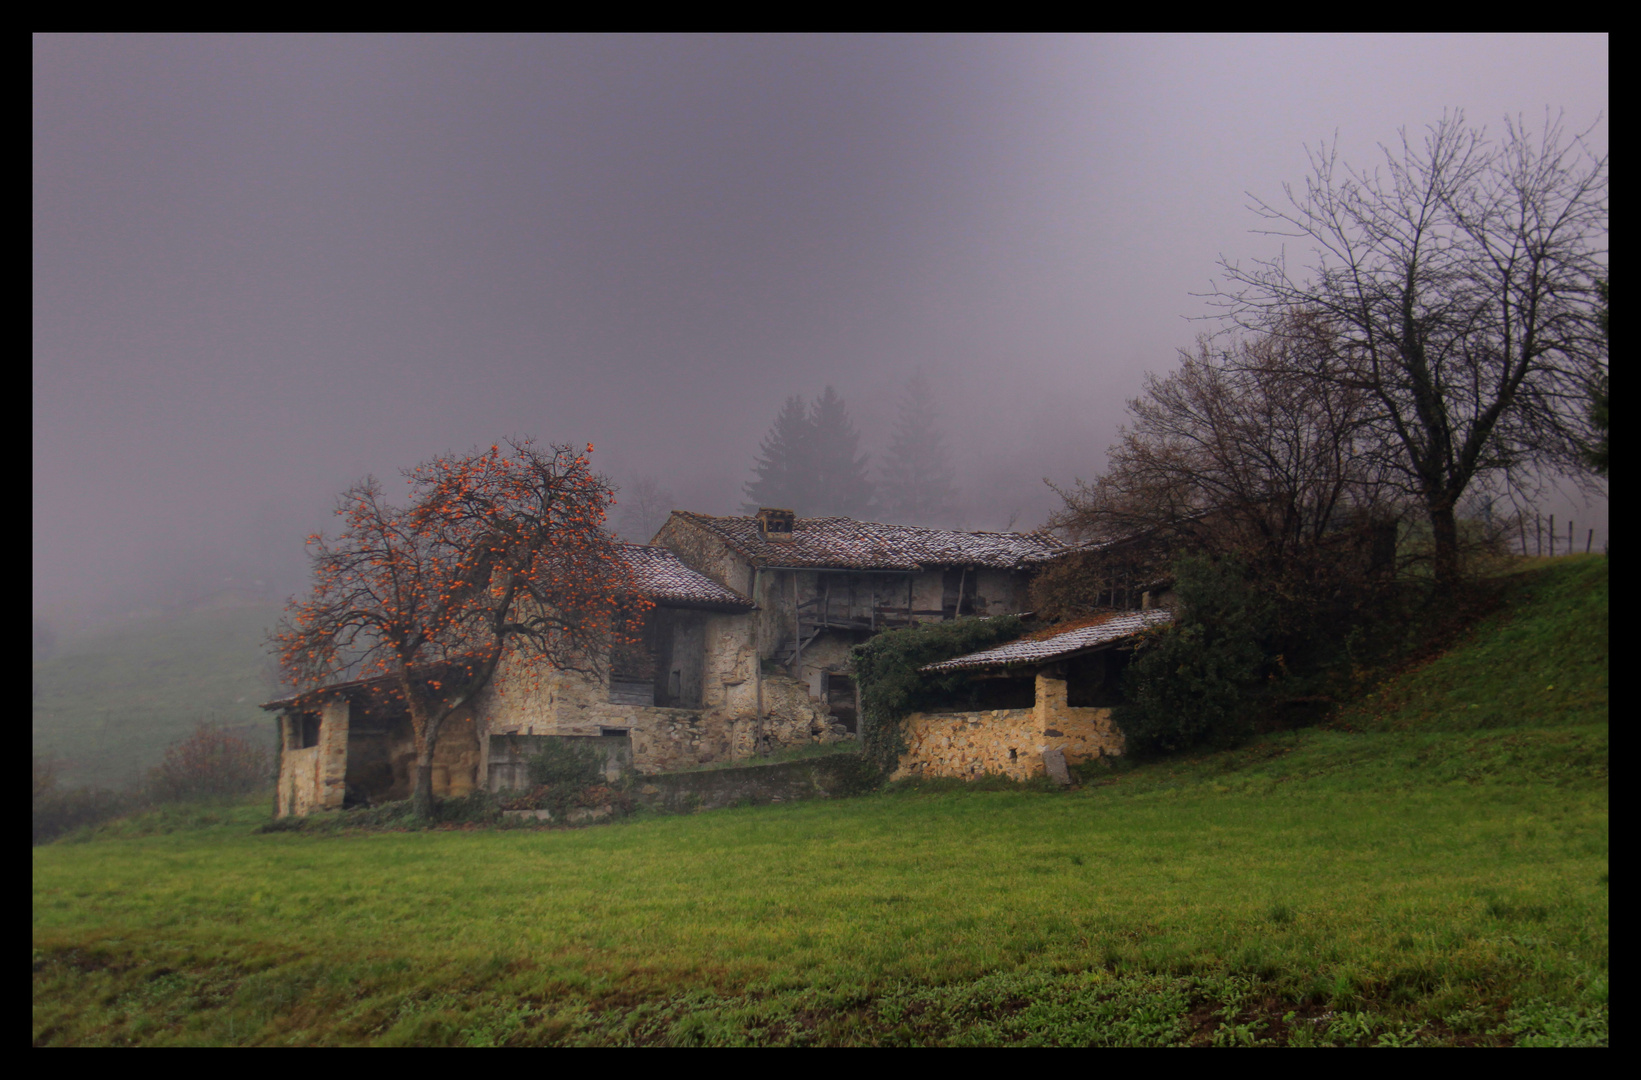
[{"left": 34, "top": 34, "right": 1609, "bottom": 625}]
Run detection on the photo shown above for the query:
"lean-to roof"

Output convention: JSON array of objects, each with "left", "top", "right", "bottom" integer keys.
[
  {"left": 669, "top": 512, "right": 1066, "bottom": 571},
  {"left": 921, "top": 608, "right": 1174, "bottom": 673}
]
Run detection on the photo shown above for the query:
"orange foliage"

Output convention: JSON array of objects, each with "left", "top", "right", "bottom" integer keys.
[{"left": 272, "top": 439, "right": 649, "bottom": 744}]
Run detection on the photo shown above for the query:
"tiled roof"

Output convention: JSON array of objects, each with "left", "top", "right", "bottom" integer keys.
[
  {"left": 261, "top": 657, "right": 475, "bottom": 711},
  {"left": 618, "top": 543, "right": 754, "bottom": 610},
  {"left": 670, "top": 512, "right": 1067, "bottom": 571},
  {"left": 921, "top": 608, "right": 1174, "bottom": 673}
]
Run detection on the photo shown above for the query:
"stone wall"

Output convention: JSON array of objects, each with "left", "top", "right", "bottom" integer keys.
[
  {"left": 633, "top": 751, "right": 878, "bottom": 813},
  {"left": 431, "top": 710, "right": 481, "bottom": 797},
  {"left": 276, "top": 697, "right": 349, "bottom": 816},
  {"left": 893, "top": 672, "right": 1125, "bottom": 782},
  {"left": 478, "top": 663, "right": 844, "bottom": 779}
]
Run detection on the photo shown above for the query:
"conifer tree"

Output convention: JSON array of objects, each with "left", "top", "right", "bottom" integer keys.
[
  {"left": 743, "top": 388, "right": 876, "bottom": 517},
  {"left": 742, "top": 395, "right": 814, "bottom": 512},
  {"left": 808, "top": 385, "right": 876, "bottom": 518},
  {"left": 878, "top": 370, "right": 958, "bottom": 526}
]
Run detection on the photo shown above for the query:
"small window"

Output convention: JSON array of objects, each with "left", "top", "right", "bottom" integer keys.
[
  {"left": 599, "top": 727, "right": 630, "bottom": 738},
  {"left": 296, "top": 711, "right": 321, "bottom": 749}
]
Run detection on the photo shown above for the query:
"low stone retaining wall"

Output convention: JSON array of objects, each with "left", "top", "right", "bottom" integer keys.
[{"left": 633, "top": 752, "right": 879, "bottom": 814}]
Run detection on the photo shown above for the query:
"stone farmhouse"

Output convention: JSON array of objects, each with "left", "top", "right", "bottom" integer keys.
[{"left": 266, "top": 508, "right": 1068, "bottom": 816}]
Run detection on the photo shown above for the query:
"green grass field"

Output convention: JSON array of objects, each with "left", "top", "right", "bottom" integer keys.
[
  {"left": 31, "top": 558, "right": 1607, "bottom": 1046},
  {"left": 32, "top": 601, "right": 283, "bottom": 789}
]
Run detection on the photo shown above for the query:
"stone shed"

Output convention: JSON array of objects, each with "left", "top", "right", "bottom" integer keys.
[{"left": 894, "top": 608, "right": 1175, "bottom": 784}]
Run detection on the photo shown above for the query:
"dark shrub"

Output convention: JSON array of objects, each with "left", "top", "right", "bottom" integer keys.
[
  {"left": 1114, "top": 556, "right": 1272, "bottom": 754},
  {"left": 147, "top": 722, "right": 273, "bottom": 803},
  {"left": 524, "top": 738, "right": 606, "bottom": 788}
]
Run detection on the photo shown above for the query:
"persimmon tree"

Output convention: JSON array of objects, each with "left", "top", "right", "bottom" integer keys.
[{"left": 273, "top": 439, "right": 647, "bottom": 819}]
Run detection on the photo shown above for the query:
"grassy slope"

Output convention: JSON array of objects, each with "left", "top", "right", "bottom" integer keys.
[
  {"left": 31, "top": 602, "right": 283, "bottom": 789},
  {"left": 31, "top": 558, "right": 1607, "bottom": 1046}
]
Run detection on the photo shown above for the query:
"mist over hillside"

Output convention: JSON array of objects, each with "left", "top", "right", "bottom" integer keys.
[{"left": 31, "top": 600, "right": 282, "bottom": 789}]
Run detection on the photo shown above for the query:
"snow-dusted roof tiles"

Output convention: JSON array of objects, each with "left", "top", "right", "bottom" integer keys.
[
  {"left": 671, "top": 512, "right": 1066, "bottom": 571},
  {"left": 618, "top": 543, "right": 754, "bottom": 610},
  {"left": 921, "top": 608, "right": 1174, "bottom": 673}
]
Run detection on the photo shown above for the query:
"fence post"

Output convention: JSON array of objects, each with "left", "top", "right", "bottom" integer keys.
[
  {"left": 1569, "top": 520, "right": 1574, "bottom": 555},
  {"left": 1587, "top": 528, "right": 1594, "bottom": 555},
  {"left": 1549, "top": 514, "right": 1555, "bottom": 556}
]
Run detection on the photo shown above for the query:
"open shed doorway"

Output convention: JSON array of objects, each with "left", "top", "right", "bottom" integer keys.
[{"left": 822, "top": 672, "right": 857, "bottom": 733}]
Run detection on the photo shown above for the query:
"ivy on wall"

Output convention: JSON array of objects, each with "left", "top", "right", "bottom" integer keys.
[{"left": 851, "top": 615, "right": 1025, "bottom": 775}]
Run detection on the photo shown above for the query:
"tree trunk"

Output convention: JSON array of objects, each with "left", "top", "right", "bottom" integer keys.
[
  {"left": 407, "top": 687, "right": 444, "bottom": 821},
  {"left": 411, "top": 754, "right": 437, "bottom": 820},
  {"left": 1429, "top": 498, "right": 1460, "bottom": 595}
]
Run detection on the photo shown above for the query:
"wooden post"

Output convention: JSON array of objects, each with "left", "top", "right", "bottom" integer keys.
[
  {"left": 1587, "top": 528, "right": 1594, "bottom": 554},
  {"left": 752, "top": 567, "right": 762, "bottom": 718},
  {"left": 1536, "top": 514, "right": 1542, "bottom": 555},
  {"left": 1520, "top": 517, "right": 1528, "bottom": 556},
  {"left": 1569, "top": 520, "right": 1574, "bottom": 555},
  {"left": 1549, "top": 514, "right": 1556, "bottom": 556},
  {"left": 793, "top": 572, "right": 805, "bottom": 669}
]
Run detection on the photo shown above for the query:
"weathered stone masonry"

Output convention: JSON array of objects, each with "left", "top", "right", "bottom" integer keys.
[
  {"left": 268, "top": 513, "right": 1064, "bottom": 815},
  {"left": 893, "top": 672, "right": 1125, "bottom": 782}
]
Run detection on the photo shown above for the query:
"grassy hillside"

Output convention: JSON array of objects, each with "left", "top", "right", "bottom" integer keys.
[
  {"left": 32, "top": 601, "right": 283, "bottom": 789},
  {"left": 32, "top": 558, "right": 1607, "bottom": 1046}
]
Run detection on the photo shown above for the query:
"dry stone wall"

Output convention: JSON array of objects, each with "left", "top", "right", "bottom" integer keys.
[{"left": 893, "top": 672, "right": 1124, "bottom": 782}]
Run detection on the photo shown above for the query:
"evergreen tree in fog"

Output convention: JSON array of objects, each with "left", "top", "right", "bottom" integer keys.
[
  {"left": 743, "top": 395, "right": 815, "bottom": 512},
  {"left": 743, "top": 387, "right": 875, "bottom": 518},
  {"left": 808, "top": 386, "right": 875, "bottom": 518},
  {"left": 878, "top": 370, "right": 958, "bottom": 526}
]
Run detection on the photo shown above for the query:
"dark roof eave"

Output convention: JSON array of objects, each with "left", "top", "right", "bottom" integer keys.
[{"left": 650, "top": 597, "right": 758, "bottom": 613}]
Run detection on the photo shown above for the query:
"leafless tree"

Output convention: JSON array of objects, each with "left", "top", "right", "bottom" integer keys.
[
  {"left": 1212, "top": 111, "right": 1608, "bottom": 590},
  {"left": 616, "top": 475, "right": 676, "bottom": 542},
  {"left": 1044, "top": 319, "right": 1402, "bottom": 620}
]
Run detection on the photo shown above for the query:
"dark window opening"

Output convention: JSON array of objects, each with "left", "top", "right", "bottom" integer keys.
[
  {"left": 941, "top": 567, "right": 978, "bottom": 619},
  {"left": 296, "top": 711, "right": 321, "bottom": 749},
  {"left": 1066, "top": 649, "right": 1131, "bottom": 707},
  {"left": 922, "top": 675, "right": 1036, "bottom": 713}
]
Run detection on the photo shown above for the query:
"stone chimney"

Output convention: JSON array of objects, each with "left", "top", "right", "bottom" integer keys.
[{"left": 755, "top": 507, "right": 796, "bottom": 542}]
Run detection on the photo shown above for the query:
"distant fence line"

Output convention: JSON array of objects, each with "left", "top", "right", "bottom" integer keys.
[{"left": 1517, "top": 513, "right": 1608, "bottom": 557}]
